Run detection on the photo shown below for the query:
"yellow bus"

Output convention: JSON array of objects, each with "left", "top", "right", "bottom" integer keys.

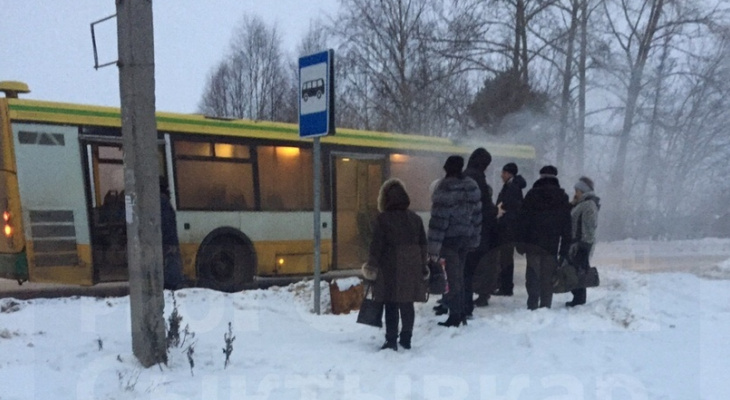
[{"left": 0, "top": 81, "right": 536, "bottom": 292}]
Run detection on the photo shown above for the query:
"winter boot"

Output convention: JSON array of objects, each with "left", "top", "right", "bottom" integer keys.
[
  {"left": 380, "top": 340, "right": 397, "bottom": 351},
  {"left": 565, "top": 299, "right": 586, "bottom": 307},
  {"left": 398, "top": 331, "right": 412, "bottom": 350},
  {"left": 567, "top": 288, "right": 586, "bottom": 307},
  {"left": 474, "top": 295, "right": 490, "bottom": 307},
  {"left": 438, "top": 313, "right": 463, "bottom": 327},
  {"left": 433, "top": 304, "right": 448, "bottom": 316}
]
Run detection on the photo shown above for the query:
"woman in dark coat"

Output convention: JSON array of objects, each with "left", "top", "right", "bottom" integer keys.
[{"left": 362, "top": 178, "right": 428, "bottom": 351}]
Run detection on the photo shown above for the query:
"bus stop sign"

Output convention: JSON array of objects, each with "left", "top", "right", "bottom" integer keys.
[{"left": 299, "top": 50, "right": 335, "bottom": 138}]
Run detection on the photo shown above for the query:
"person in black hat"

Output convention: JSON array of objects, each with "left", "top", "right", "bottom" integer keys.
[
  {"left": 517, "top": 167, "right": 571, "bottom": 310},
  {"left": 493, "top": 163, "right": 526, "bottom": 296},
  {"left": 428, "top": 155, "right": 482, "bottom": 327},
  {"left": 532, "top": 165, "right": 559, "bottom": 188},
  {"left": 539, "top": 165, "right": 558, "bottom": 177},
  {"left": 462, "top": 148, "right": 499, "bottom": 312}
]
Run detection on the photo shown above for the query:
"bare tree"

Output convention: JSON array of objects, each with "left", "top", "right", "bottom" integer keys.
[
  {"left": 297, "top": 19, "right": 330, "bottom": 57},
  {"left": 576, "top": 0, "right": 589, "bottom": 172},
  {"left": 605, "top": 0, "right": 665, "bottom": 199},
  {"left": 555, "top": 0, "right": 580, "bottom": 168},
  {"left": 331, "top": 0, "right": 467, "bottom": 135},
  {"left": 592, "top": 0, "right": 721, "bottom": 236},
  {"left": 199, "top": 15, "right": 288, "bottom": 121},
  {"left": 281, "top": 20, "right": 333, "bottom": 124},
  {"left": 650, "top": 43, "right": 730, "bottom": 226},
  {"left": 547, "top": 0, "right": 597, "bottom": 171}
]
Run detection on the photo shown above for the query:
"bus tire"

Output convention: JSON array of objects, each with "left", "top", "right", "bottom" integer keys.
[{"left": 195, "top": 228, "right": 256, "bottom": 292}]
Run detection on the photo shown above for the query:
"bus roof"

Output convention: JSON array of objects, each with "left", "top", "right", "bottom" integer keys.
[{"left": 4, "top": 98, "right": 536, "bottom": 159}]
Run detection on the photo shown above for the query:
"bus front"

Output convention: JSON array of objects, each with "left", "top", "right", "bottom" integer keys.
[{"left": 0, "top": 85, "right": 28, "bottom": 283}]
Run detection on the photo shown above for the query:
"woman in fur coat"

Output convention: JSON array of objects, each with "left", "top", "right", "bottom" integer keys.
[{"left": 362, "top": 178, "right": 428, "bottom": 351}]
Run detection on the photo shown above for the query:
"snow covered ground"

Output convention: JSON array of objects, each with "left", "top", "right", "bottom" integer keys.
[{"left": 1, "top": 239, "right": 730, "bottom": 400}]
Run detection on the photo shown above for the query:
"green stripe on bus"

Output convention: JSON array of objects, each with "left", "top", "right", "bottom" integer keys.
[
  {"left": 9, "top": 102, "right": 534, "bottom": 157},
  {"left": 10, "top": 103, "right": 454, "bottom": 147},
  {"left": 10, "top": 103, "right": 120, "bottom": 119}
]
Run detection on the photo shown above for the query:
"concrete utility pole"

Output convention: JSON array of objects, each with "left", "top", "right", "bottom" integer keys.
[{"left": 116, "top": 0, "right": 167, "bottom": 367}]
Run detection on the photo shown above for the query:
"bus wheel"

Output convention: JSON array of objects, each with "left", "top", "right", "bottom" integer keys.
[
  {"left": 196, "top": 230, "right": 256, "bottom": 292},
  {"left": 316, "top": 90, "right": 322, "bottom": 99}
]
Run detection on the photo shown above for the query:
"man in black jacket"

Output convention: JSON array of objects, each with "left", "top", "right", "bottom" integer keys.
[
  {"left": 518, "top": 165, "right": 572, "bottom": 310},
  {"left": 463, "top": 148, "right": 498, "bottom": 313},
  {"left": 494, "top": 163, "right": 526, "bottom": 296}
]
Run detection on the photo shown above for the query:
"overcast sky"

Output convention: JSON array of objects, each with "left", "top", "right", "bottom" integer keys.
[{"left": 0, "top": 1, "right": 339, "bottom": 113}]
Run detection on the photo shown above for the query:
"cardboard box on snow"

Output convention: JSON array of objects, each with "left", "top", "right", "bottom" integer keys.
[{"left": 329, "top": 278, "right": 364, "bottom": 315}]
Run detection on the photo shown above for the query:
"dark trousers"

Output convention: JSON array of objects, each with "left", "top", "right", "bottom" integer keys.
[
  {"left": 497, "top": 242, "right": 516, "bottom": 292},
  {"left": 384, "top": 302, "right": 415, "bottom": 342},
  {"left": 441, "top": 246, "right": 467, "bottom": 315},
  {"left": 464, "top": 249, "right": 499, "bottom": 314},
  {"left": 570, "top": 244, "right": 593, "bottom": 304},
  {"left": 163, "top": 245, "right": 184, "bottom": 290},
  {"left": 464, "top": 250, "right": 484, "bottom": 315},
  {"left": 525, "top": 252, "right": 558, "bottom": 310}
]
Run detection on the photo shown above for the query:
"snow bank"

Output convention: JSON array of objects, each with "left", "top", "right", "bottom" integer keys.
[{"left": 1, "top": 240, "right": 729, "bottom": 399}]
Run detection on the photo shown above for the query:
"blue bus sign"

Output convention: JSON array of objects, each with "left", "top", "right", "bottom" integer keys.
[{"left": 299, "top": 50, "right": 335, "bottom": 138}]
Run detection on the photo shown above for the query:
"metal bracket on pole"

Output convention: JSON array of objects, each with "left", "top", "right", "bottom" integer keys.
[{"left": 90, "top": 14, "right": 118, "bottom": 70}]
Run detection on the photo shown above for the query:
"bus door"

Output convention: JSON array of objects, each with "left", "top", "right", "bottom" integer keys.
[
  {"left": 332, "top": 153, "right": 384, "bottom": 270},
  {"left": 82, "top": 138, "right": 169, "bottom": 282},
  {"left": 82, "top": 141, "right": 127, "bottom": 282}
]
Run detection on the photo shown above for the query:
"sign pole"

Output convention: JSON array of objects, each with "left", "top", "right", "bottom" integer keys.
[
  {"left": 298, "top": 49, "right": 334, "bottom": 315},
  {"left": 313, "top": 136, "right": 321, "bottom": 314}
]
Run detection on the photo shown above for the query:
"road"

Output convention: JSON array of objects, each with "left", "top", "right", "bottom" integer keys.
[{"left": 2, "top": 246, "right": 728, "bottom": 299}]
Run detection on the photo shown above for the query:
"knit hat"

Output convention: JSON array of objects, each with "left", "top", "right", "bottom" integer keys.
[
  {"left": 575, "top": 176, "right": 594, "bottom": 193},
  {"left": 502, "top": 162, "right": 518, "bottom": 176},
  {"left": 443, "top": 155, "right": 464, "bottom": 175},
  {"left": 539, "top": 165, "right": 558, "bottom": 177},
  {"left": 574, "top": 180, "right": 592, "bottom": 194}
]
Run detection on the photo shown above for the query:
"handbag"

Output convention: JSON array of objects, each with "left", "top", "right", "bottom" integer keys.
[
  {"left": 356, "top": 283, "right": 383, "bottom": 327},
  {"left": 552, "top": 258, "right": 579, "bottom": 293},
  {"left": 568, "top": 215, "right": 600, "bottom": 289},
  {"left": 577, "top": 266, "right": 600, "bottom": 288},
  {"left": 427, "top": 258, "right": 448, "bottom": 295}
]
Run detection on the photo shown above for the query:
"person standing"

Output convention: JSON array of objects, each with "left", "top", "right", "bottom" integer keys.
[
  {"left": 463, "top": 148, "right": 498, "bottom": 313},
  {"left": 567, "top": 176, "right": 600, "bottom": 307},
  {"left": 428, "top": 155, "right": 482, "bottom": 327},
  {"left": 363, "top": 178, "right": 428, "bottom": 351},
  {"left": 160, "top": 177, "right": 184, "bottom": 290},
  {"left": 518, "top": 165, "right": 572, "bottom": 310},
  {"left": 494, "top": 163, "right": 526, "bottom": 296}
]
